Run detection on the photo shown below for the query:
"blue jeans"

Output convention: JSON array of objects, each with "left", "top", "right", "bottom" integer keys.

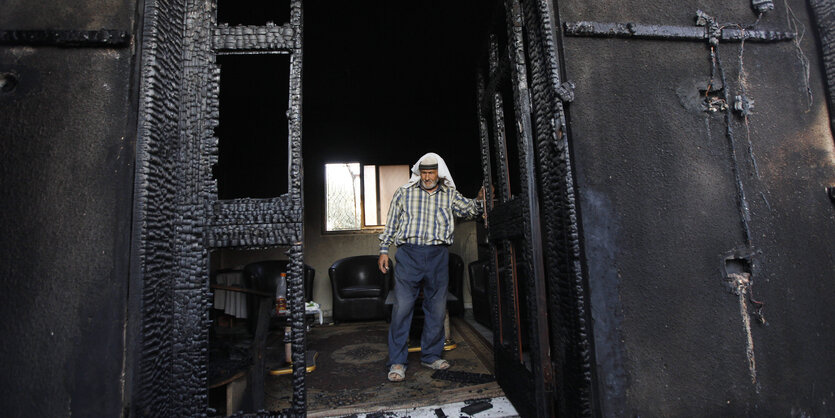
[{"left": 388, "top": 244, "right": 449, "bottom": 366}]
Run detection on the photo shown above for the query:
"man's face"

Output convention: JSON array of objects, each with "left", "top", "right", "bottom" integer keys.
[{"left": 420, "top": 169, "right": 439, "bottom": 191}]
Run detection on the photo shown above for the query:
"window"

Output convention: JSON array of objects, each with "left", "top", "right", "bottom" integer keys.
[{"left": 325, "top": 163, "right": 410, "bottom": 231}]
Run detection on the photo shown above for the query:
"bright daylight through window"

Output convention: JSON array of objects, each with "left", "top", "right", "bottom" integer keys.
[{"left": 325, "top": 163, "right": 410, "bottom": 232}]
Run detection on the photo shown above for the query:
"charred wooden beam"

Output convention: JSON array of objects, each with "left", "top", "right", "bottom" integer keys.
[{"left": 213, "top": 23, "right": 297, "bottom": 52}]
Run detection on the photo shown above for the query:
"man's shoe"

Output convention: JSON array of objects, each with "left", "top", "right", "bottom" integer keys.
[
  {"left": 421, "top": 359, "right": 450, "bottom": 370},
  {"left": 388, "top": 364, "right": 406, "bottom": 382}
]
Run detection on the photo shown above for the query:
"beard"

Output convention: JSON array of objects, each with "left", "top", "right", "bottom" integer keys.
[{"left": 420, "top": 178, "right": 439, "bottom": 190}]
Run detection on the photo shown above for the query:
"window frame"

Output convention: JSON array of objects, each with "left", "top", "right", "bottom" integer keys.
[{"left": 322, "top": 162, "right": 409, "bottom": 234}]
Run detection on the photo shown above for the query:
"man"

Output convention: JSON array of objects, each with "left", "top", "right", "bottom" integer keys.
[{"left": 378, "top": 152, "right": 484, "bottom": 382}]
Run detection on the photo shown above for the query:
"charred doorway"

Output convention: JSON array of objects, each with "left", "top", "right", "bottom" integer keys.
[
  {"left": 273, "top": 0, "right": 497, "bottom": 413},
  {"left": 132, "top": 0, "right": 495, "bottom": 415}
]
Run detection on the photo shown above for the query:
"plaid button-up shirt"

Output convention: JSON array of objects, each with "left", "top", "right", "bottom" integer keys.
[{"left": 379, "top": 182, "right": 483, "bottom": 254}]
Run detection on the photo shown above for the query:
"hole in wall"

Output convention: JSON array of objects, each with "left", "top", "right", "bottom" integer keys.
[
  {"left": 724, "top": 256, "right": 752, "bottom": 276},
  {"left": 0, "top": 72, "right": 18, "bottom": 93},
  {"left": 702, "top": 86, "right": 728, "bottom": 113}
]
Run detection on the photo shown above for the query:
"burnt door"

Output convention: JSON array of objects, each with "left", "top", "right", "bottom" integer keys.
[
  {"left": 556, "top": 1, "right": 832, "bottom": 416},
  {"left": 477, "top": 0, "right": 596, "bottom": 417},
  {"left": 476, "top": 1, "right": 554, "bottom": 416}
]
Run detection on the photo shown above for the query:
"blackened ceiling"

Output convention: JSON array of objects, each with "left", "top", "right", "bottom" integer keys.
[{"left": 302, "top": 1, "right": 495, "bottom": 194}]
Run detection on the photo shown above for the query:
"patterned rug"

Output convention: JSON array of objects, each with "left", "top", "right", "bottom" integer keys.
[{"left": 265, "top": 317, "right": 503, "bottom": 416}]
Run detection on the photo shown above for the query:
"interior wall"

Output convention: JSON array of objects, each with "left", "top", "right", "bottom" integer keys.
[{"left": 0, "top": 0, "right": 138, "bottom": 415}]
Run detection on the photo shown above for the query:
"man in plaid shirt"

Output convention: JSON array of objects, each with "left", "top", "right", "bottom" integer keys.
[{"left": 378, "top": 152, "right": 484, "bottom": 382}]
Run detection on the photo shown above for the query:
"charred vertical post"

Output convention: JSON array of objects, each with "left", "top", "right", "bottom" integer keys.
[
  {"left": 521, "top": 0, "right": 596, "bottom": 416},
  {"left": 133, "top": 0, "right": 306, "bottom": 415}
]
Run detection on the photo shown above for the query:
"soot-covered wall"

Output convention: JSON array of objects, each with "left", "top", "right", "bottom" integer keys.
[
  {"left": 558, "top": 0, "right": 835, "bottom": 415},
  {"left": 0, "top": 1, "right": 138, "bottom": 416}
]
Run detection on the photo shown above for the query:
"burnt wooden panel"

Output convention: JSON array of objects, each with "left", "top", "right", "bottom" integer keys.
[
  {"left": 133, "top": 0, "right": 188, "bottom": 415},
  {"left": 521, "top": 0, "right": 595, "bottom": 415},
  {"left": 133, "top": 0, "right": 307, "bottom": 415},
  {"left": 478, "top": 1, "right": 559, "bottom": 416}
]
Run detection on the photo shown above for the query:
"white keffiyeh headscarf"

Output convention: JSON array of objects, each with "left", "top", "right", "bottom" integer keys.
[{"left": 406, "top": 152, "right": 456, "bottom": 190}]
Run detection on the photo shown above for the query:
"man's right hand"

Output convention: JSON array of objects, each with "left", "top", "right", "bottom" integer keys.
[{"left": 378, "top": 254, "right": 390, "bottom": 274}]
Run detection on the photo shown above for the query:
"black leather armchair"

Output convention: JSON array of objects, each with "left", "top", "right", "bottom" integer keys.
[
  {"left": 243, "top": 260, "right": 315, "bottom": 333},
  {"left": 329, "top": 255, "right": 392, "bottom": 322},
  {"left": 468, "top": 259, "right": 492, "bottom": 329}
]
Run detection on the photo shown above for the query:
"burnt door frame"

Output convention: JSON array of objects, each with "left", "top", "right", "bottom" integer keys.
[
  {"left": 477, "top": 0, "right": 596, "bottom": 416},
  {"left": 130, "top": 0, "right": 307, "bottom": 415},
  {"left": 477, "top": 0, "right": 554, "bottom": 416}
]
